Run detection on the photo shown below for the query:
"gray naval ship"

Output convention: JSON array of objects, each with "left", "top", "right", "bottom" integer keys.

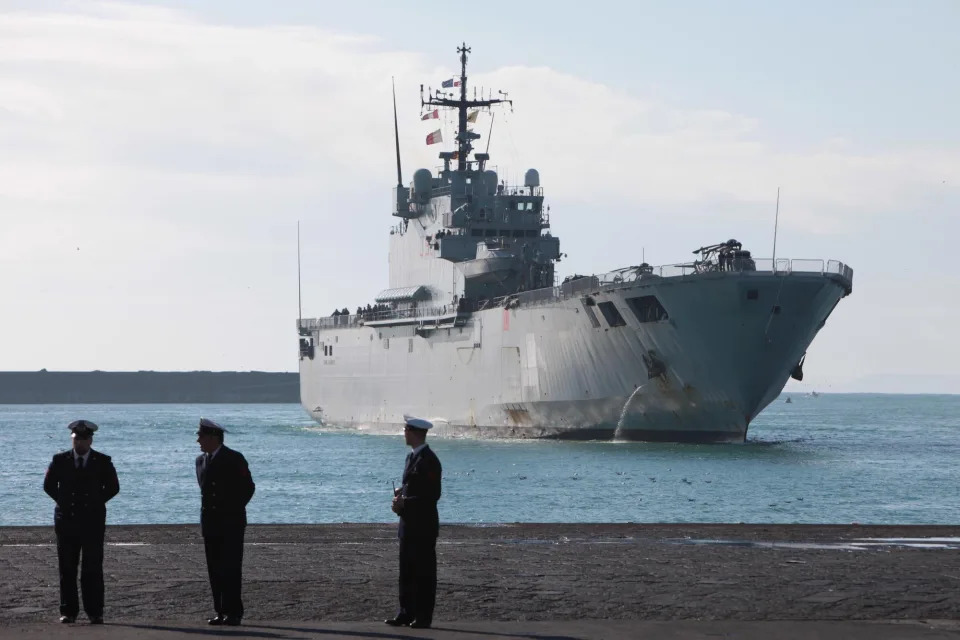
[{"left": 297, "top": 44, "right": 853, "bottom": 443}]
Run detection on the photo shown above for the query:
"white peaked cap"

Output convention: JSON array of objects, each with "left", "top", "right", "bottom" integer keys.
[{"left": 403, "top": 414, "right": 433, "bottom": 430}]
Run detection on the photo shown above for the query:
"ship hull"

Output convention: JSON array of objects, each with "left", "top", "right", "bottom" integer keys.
[{"left": 299, "top": 270, "right": 849, "bottom": 443}]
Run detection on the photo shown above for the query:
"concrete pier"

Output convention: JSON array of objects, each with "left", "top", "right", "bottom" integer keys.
[{"left": 2, "top": 523, "right": 958, "bottom": 638}]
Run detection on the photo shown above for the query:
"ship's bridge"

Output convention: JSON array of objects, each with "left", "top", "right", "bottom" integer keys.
[{"left": 383, "top": 42, "right": 560, "bottom": 306}]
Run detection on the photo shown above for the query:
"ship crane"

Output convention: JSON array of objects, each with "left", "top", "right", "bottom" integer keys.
[{"left": 691, "top": 239, "right": 754, "bottom": 272}]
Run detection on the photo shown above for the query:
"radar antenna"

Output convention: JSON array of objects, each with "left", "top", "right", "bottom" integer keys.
[{"left": 421, "top": 43, "right": 512, "bottom": 171}]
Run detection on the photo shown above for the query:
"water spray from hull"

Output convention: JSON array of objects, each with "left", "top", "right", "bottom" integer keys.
[{"left": 614, "top": 384, "right": 648, "bottom": 441}]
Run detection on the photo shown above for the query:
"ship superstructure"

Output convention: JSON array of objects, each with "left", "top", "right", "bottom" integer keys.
[{"left": 296, "top": 45, "right": 853, "bottom": 443}]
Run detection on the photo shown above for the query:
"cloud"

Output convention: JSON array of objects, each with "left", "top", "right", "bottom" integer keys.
[
  {"left": 474, "top": 66, "right": 959, "bottom": 233},
  {"left": 2, "top": 4, "right": 956, "bottom": 234},
  {"left": 0, "top": 2, "right": 957, "bottom": 375}
]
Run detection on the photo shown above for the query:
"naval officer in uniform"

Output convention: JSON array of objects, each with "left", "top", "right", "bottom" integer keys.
[
  {"left": 385, "top": 415, "right": 442, "bottom": 629},
  {"left": 195, "top": 418, "right": 255, "bottom": 626},
  {"left": 43, "top": 419, "right": 120, "bottom": 624}
]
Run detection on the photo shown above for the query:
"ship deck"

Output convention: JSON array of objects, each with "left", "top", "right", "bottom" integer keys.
[{"left": 298, "top": 257, "right": 853, "bottom": 332}]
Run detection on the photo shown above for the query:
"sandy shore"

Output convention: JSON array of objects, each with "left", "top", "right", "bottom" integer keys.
[{"left": 2, "top": 523, "right": 959, "bottom": 626}]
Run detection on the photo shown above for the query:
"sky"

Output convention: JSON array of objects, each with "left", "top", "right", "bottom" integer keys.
[{"left": 1, "top": 1, "right": 958, "bottom": 393}]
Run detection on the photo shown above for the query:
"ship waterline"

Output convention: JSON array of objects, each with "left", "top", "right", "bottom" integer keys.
[{"left": 297, "top": 44, "right": 852, "bottom": 443}]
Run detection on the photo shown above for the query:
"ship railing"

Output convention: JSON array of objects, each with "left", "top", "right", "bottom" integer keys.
[
  {"left": 610, "top": 258, "right": 854, "bottom": 281},
  {"left": 755, "top": 258, "right": 854, "bottom": 281},
  {"left": 504, "top": 185, "right": 543, "bottom": 197},
  {"left": 298, "top": 304, "right": 459, "bottom": 332},
  {"left": 297, "top": 258, "right": 855, "bottom": 328},
  {"left": 488, "top": 257, "right": 854, "bottom": 309},
  {"left": 297, "top": 316, "right": 363, "bottom": 332},
  {"left": 427, "top": 182, "right": 544, "bottom": 199},
  {"left": 360, "top": 305, "right": 456, "bottom": 324}
]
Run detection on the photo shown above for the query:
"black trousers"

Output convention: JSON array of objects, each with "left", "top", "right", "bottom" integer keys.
[
  {"left": 55, "top": 523, "right": 105, "bottom": 618},
  {"left": 398, "top": 535, "right": 437, "bottom": 624},
  {"left": 203, "top": 531, "right": 245, "bottom": 618}
]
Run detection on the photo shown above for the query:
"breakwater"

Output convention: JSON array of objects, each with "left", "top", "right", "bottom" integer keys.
[{"left": 0, "top": 371, "right": 298, "bottom": 403}]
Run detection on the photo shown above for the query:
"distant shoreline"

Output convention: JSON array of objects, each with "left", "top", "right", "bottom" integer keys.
[
  {"left": 0, "top": 371, "right": 299, "bottom": 404},
  {"left": 1, "top": 371, "right": 955, "bottom": 404}
]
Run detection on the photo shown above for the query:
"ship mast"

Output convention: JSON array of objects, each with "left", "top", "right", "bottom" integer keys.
[{"left": 422, "top": 43, "right": 511, "bottom": 172}]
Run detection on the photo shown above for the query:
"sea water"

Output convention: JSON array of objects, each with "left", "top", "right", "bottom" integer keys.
[{"left": 2, "top": 394, "right": 957, "bottom": 526}]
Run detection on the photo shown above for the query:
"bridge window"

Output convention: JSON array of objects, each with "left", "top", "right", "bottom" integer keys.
[
  {"left": 597, "top": 301, "right": 626, "bottom": 327},
  {"left": 625, "top": 295, "right": 669, "bottom": 323},
  {"left": 485, "top": 229, "right": 496, "bottom": 237},
  {"left": 512, "top": 230, "right": 525, "bottom": 238},
  {"left": 525, "top": 230, "right": 538, "bottom": 237}
]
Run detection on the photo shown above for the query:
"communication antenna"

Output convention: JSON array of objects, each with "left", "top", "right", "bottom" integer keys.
[
  {"left": 485, "top": 113, "right": 495, "bottom": 154},
  {"left": 392, "top": 77, "right": 402, "bottom": 187},
  {"left": 772, "top": 187, "right": 781, "bottom": 272},
  {"left": 421, "top": 43, "right": 511, "bottom": 171},
  {"left": 297, "top": 220, "right": 302, "bottom": 324}
]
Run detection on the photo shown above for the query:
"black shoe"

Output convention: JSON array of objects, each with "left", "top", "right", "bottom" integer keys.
[
  {"left": 222, "top": 616, "right": 242, "bottom": 626},
  {"left": 59, "top": 616, "right": 76, "bottom": 624},
  {"left": 207, "top": 615, "right": 224, "bottom": 625},
  {"left": 89, "top": 617, "right": 104, "bottom": 624},
  {"left": 410, "top": 619, "right": 432, "bottom": 629},
  {"left": 384, "top": 616, "right": 413, "bottom": 626}
]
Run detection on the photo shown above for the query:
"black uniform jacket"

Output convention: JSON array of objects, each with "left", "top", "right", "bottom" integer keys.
[
  {"left": 43, "top": 449, "right": 120, "bottom": 530},
  {"left": 196, "top": 446, "right": 255, "bottom": 537},
  {"left": 399, "top": 445, "right": 442, "bottom": 539}
]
